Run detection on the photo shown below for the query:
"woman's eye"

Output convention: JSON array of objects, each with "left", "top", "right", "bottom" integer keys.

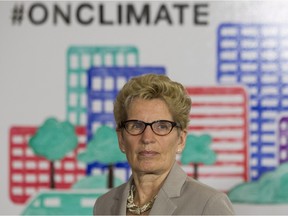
[
  {"left": 132, "top": 123, "right": 142, "bottom": 129},
  {"left": 157, "top": 123, "right": 168, "bottom": 129}
]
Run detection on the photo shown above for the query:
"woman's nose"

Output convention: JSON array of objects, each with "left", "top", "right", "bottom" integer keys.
[{"left": 140, "top": 125, "right": 155, "bottom": 144}]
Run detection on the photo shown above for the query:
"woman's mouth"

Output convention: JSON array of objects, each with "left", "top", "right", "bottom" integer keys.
[{"left": 139, "top": 150, "right": 158, "bottom": 157}]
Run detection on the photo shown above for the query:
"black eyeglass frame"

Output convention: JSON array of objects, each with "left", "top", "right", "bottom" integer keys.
[{"left": 120, "top": 119, "right": 180, "bottom": 136}]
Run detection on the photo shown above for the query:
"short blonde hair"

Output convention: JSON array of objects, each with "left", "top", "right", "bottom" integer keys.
[{"left": 114, "top": 74, "right": 191, "bottom": 129}]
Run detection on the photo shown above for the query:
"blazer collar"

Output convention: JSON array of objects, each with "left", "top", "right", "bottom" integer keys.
[
  {"left": 150, "top": 162, "right": 187, "bottom": 215},
  {"left": 161, "top": 161, "right": 187, "bottom": 197},
  {"left": 113, "top": 162, "right": 187, "bottom": 215},
  {"left": 112, "top": 180, "right": 131, "bottom": 215}
]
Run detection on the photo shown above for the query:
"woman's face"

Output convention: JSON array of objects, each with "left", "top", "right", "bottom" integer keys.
[{"left": 117, "top": 98, "right": 187, "bottom": 176}]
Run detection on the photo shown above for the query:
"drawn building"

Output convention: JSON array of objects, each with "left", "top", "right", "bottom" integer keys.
[
  {"left": 21, "top": 190, "right": 106, "bottom": 215},
  {"left": 66, "top": 46, "right": 139, "bottom": 126},
  {"left": 217, "top": 23, "right": 288, "bottom": 180},
  {"left": 278, "top": 117, "right": 288, "bottom": 163},
  {"left": 183, "top": 86, "right": 249, "bottom": 191}
]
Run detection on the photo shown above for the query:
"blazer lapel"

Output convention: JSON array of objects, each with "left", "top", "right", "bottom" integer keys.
[
  {"left": 149, "top": 162, "right": 187, "bottom": 215},
  {"left": 111, "top": 179, "right": 132, "bottom": 215},
  {"left": 149, "top": 190, "right": 177, "bottom": 215}
]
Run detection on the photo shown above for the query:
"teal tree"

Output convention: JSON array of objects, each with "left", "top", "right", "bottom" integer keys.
[
  {"left": 228, "top": 162, "right": 288, "bottom": 204},
  {"left": 78, "top": 125, "right": 127, "bottom": 188},
  {"left": 29, "top": 117, "right": 78, "bottom": 188},
  {"left": 180, "top": 134, "right": 216, "bottom": 180}
]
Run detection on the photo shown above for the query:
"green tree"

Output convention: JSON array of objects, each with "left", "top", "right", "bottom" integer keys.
[
  {"left": 77, "top": 125, "right": 127, "bottom": 188},
  {"left": 180, "top": 134, "right": 216, "bottom": 180},
  {"left": 29, "top": 117, "right": 78, "bottom": 188}
]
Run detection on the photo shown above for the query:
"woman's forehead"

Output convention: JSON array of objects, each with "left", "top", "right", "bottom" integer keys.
[{"left": 127, "top": 98, "right": 173, "bottom": 120}]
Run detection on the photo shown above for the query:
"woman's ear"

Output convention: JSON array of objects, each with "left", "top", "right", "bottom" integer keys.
[
  {"left": 177, "top": 129, "right": 187, "bottom": 153},
  {"left": 116, "top": 129, "right": 125, "bottom": 153}
]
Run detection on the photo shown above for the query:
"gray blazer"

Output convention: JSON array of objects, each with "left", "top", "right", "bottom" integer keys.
[{"left": 94, "top": 162, "right": 234, "bottom": 215}]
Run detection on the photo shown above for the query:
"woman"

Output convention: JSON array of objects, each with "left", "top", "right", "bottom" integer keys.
[{"left": 94, "top": 74, "right": 234, "bottom": 215}]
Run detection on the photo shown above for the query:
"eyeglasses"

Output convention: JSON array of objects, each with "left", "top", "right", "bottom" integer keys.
[{"left": 120, "top": 120, "right": 179, "bottom": 136}]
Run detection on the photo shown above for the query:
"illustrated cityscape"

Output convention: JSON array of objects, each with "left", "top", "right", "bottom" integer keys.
[{"left": 8, "top": 24, "right": 288, "bottom": 211}]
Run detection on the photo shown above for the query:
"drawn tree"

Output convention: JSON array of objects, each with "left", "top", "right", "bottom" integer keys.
[
  {"left": 180, "top": 134, "right": 216, "bottom": 180},
  {"left": 77, "top": 125, "right": 127, "bottom": 188},
  {"left": 29, "top": 117, "right": 78, "bottom": 188}
]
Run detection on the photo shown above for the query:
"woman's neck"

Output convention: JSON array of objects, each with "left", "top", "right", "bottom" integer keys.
[{"left": 132, "top": 171, "right": 169, "bottom": 206}]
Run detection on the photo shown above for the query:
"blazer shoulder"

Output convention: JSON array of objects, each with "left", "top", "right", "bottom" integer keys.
[
  {"left": 180, "top": 177, "right": 235, "bottom": 215},
  {"left": 184, "top": 176, "right": 219, "bottom": 194},
  {"left": 93, "top": 183, "right": 127, "bottom": 215}
]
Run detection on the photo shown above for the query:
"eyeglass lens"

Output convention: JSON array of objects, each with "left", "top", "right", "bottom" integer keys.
[{"left": 123, "top": 120, "right": 176, "bottom": 136}]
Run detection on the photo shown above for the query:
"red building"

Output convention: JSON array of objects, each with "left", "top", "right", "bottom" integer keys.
[
  {"left": 9, "top": 126, "right": 86, "bottom": 204},
  {"left": 182, "top": 86, "right": 249, "bottom": 191}
]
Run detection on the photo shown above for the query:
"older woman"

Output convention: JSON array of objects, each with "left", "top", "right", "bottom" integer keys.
[{"left": 94, "top": 74, "right": 234, "bottom": 215}]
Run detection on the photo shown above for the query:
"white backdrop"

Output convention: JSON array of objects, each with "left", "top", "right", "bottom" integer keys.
[{"left": 1, "top": 0, "right": 288, "bottom": 214}]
